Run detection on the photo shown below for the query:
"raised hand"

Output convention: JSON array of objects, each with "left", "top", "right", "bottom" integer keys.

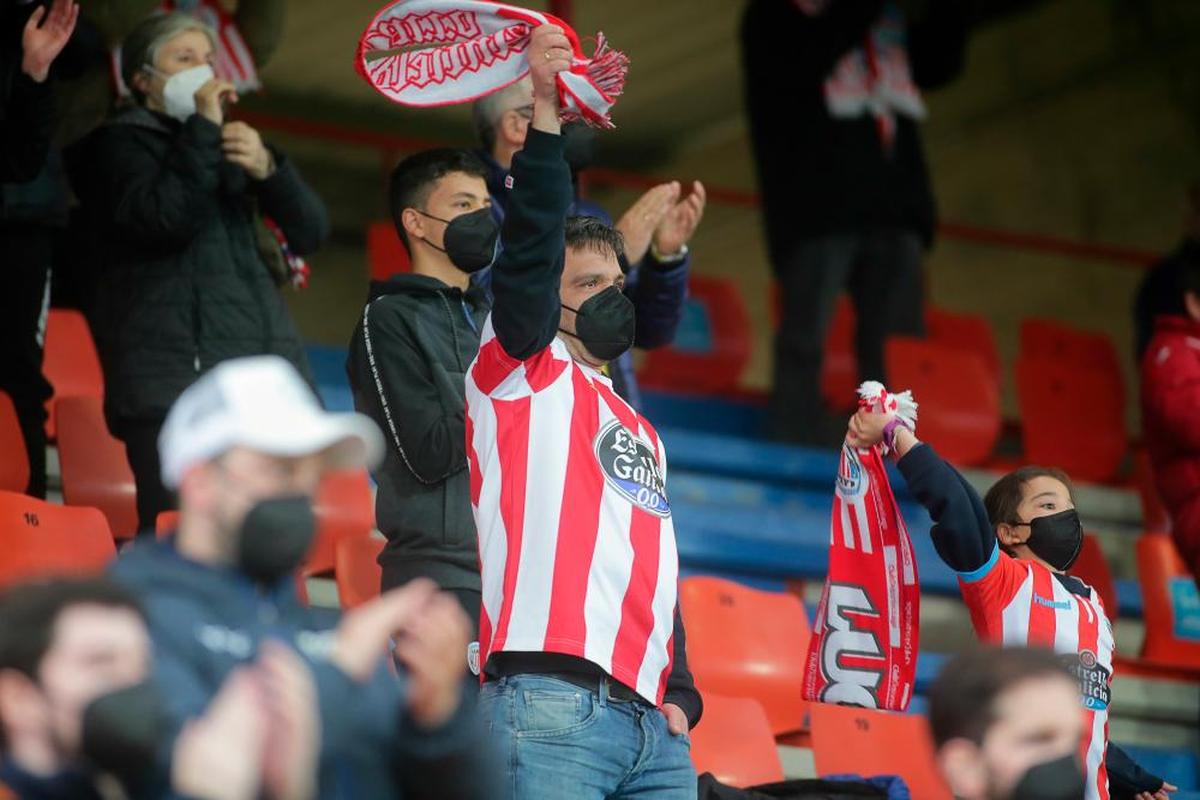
[
  {"left": 653, "top": 181, "right": 707, "bottom": 258},
  {"left": 526, "top": 23, "right": 572, "bottom": 132},
  {"left": 392, "top": 590, "right": 472, "bottom": 728},
  {"left": 223, "top": 121, "right": 274, "bottom": 180},
  {"left": 258, "top": 641, "right": 320, "bottom": 800},
  {"left": 21, "top": 0, "right": 79, "bottom": 83},
  {"left": 331, "top": 578, "right": 438, "bottom": 682},
  {"left": 171, "top": 668, "right": 267, "bottom": 800},
  {"left": 615, "top": 182, "right": 680, "bottom": 265},
  {"left": 195, "top": 77, "right": 238, "bottom": 126}
]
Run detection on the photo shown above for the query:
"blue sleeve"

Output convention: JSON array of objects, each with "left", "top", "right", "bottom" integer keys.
[
  {"left": 896, "top": 443, "right": 996, "bottom": 574},
  {"left": 626, "top": 254, "right": 690, "bottom": 350}
]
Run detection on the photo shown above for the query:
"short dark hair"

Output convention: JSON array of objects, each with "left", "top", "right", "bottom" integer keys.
[
  {"left": 387, "top": 148, "right": 487, "bottom": 251},
  {"left": 929, "top": 645, "right": 1074, "bottom": 748},
  {"left": 984, "top": 465, "right": 1076, "bottom": 556},
  {"left": 564, "top": 216, "right": 625, "bottom": 265}
]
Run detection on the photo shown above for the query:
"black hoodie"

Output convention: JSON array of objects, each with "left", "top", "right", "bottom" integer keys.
[{"left": 346, "top": 274, "right": 492, "bottom": 593}]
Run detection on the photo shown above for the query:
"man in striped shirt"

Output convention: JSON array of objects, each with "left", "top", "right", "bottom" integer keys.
[{"left": 466, "top": 23, "right": 700, "bottom": 800}]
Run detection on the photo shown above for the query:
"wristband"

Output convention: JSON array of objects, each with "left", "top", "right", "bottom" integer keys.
[
  {"left": 881, "top": 417, "right": 911, "bottom": 455},
  {"left": 650, "top": 242, "right": 688, "bottom": 264}
]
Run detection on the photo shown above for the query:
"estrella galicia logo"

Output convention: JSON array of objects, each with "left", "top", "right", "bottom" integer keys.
[
  {"left": 594, "top": 420, "right": 670, "bottom": 518},
  {"left": 836, "top": 444, "right": 868, "bottom": 500},
  {"left": 1062, "top": 649, "right": 1111, "bottom": 712}
]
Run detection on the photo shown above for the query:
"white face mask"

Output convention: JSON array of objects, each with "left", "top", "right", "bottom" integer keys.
[{"left": 150, "top": 63, "right": 215, "bottom": 122}]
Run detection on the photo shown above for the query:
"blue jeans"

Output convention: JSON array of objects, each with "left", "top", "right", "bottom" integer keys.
[{"left": 480, "top": 674, "right": 697, "bottom": 800}]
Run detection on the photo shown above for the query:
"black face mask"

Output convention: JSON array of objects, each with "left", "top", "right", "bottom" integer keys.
[
  {"left": 416, "top": 207, "right": 499, "bottom": 273},
  {"left": 80, "top": 681, "right": 165, "bottom": 786},
  {"left": 1007, "top": 752, "right": 1086, "bottom": 800},
  {"left": 1011, "top": 509, "right": 1083, "bottom": 572},
  {"left": 237, "top": 494, "right": 317, "bottom": 584},
  {"left": 560, "top": 285, "right": 635, "bottom": 362}
]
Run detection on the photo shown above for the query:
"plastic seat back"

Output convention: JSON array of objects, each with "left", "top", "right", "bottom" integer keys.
[
  {"left": 367, "top": 220, "right": 411, "bottom": 282},
  {"left": 0, "top": 393, "right": 29, "bottom": 494},
  {"left": 0, "top": 492, "right": 116, "bottom": 587},
  {"left": 809, "top": 702, "right": 951, "bottom": 800},
  {"left": 690, "top": 693, "right": 784, "bottom": 788},
  {"left": 56, "top": 396, "right": 137, "bottom": 540},
  {"left": 639, "top": 276, "right": 752, "bottom": 395},
  {"left": 1019, "top": 318, "right": 1123, "bottom": 382},
  {"left": 306, "top": 470, "right": 375, "bottom": 577},
  {"left": 335, "top": 535, "right": 384, "bottom": 610},
  {"left": 884, "top": 337, "right": 1001, "bottom": 466},
  {"left": 43, "top": 309, "right": 105, "bottom": 439},
  {"left": 1137, "top": 532, "right": 1200, "bottom": 667},
  {"left": 679, "top": 576, "right": 810, "bottom": 735},
  {"left": 1133, "top": 447, "right": 1171, "bottom": 532},
  {"left": 1072, "top": 534, "right": 1118, "bottom": 616},
  {"left": 1015, "top": 357, "right": 1127, "bottom": 483},
  {"left": 926, "top": 307, "right": 1002, "bottom": 387}
]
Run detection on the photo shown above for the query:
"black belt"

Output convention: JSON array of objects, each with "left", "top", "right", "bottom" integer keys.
[{"left": 486, "top": 653, "right": 645, "bottom": 704}]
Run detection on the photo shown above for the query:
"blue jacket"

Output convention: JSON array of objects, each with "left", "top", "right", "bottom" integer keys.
[
  {"left": 109, "top": 538, "right": 501, "bottom": 800},
  {"left": 476, "top": 149, "right": 689, "bottom": 410}
]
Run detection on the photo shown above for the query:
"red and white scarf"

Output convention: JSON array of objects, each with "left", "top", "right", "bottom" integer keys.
[
  {"left": 803, "top": 381, "right": 920, "bottom": 711},
  {"left": 356, "top": 0, "right": 629, "bottom": 128}
]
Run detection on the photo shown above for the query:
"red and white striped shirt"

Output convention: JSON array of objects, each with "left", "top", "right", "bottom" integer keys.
[
  {"left": 465, "top": 318, "right": 679, "bottom": 705},
  {"left": 958, "top": 546, "right": 1116, "bottom": 800}
]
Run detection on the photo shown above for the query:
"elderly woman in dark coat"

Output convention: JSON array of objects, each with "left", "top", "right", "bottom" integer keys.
[{"left": 68, "top": 12, "right": 329, "bottom": 534}]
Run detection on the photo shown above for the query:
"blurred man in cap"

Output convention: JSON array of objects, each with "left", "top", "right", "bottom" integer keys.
[{"left": 110, "top": 354, "right": 500, "bottom": 799}]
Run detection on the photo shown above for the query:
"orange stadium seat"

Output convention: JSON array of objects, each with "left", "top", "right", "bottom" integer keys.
[
  {"left": 810, "top": 702, "right": 951, "bottom": 800},
  {"left": 1019, "top": 318, "right": 1123, "bottom": 386},
  {"left": 0, "top": 492, "right": 116, "bottom": 587},
  {"left": 690, "top": 693, "right": 784, "bottom": 788},
  {"left": 639, "top": 276, "right": 752, "bottom": 395},
  {"left": 335, "top": 535, "right": 384, "bottom": 610},
  {"left": 307, "top": 470, "right": 375, "bottom": 577},
  {"left": 1132, "top": 447, "right": 1171, "bottom": 533},
  {"left": 1136, "top": 532, "right": 1200, "bottom": 669},
  {"left": 42, "top": 309, "right": 105, "bottom": 439},
  {"left": 156, "top": 510, "right": 179, "bottom": 537},
  {"left": 1015, "top": 357, "right": 1126, "bottom": 483},
  {"left": 678, "top": 576, "right": 810, "bottom": 737},
  {"left": 885, "top": 337, "right": 1001, "bottom": 466},
  {"left": 1072, "top": 534, "right": 1118, "bottom": 616},
  {"left": 926, "top": 306, "right": 1002, "bottom": 388},
  {"left": 56, "top": 396, "right": 138, "bottom": 541},
  {"left": 367, "top": 220, "right": 411, "bottom": 282},
  {"left": 0, "top": 392, "right": 29, "bottom": 494}
]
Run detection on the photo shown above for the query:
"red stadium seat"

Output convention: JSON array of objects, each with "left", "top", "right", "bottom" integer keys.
[
  {"left": 1072, "top": 534, "right": 1118, "bottom": 616},
  {"left": 1014, "top": 357, "right": 1127, "bottom": 484},
  {"left": 1019, "top": 318, "right": 1123, "bottom": 384},
  {"left": 306, "top": 470, "right": 375, "bottom": 577},
  {"left": 926, "top": 307, "right": 1002, "bottom": 388},
  {"left": 884, "top": 337, "right": 1001, "bottom": 466},
  {"left": 0, "top": 392, "right": 29, "bottom": 494},
  {"left": 690, "top": 693, "right": 784, "bottom": 788},
  {"left": 1132, "top": 447, "right": 1171, "bottom": 533},
  {"left": 639, "top": 276, "right": 752, "bottom": 395},
  {"left": 809, "top": 702, "right": 951, "bottom": 800},
  {"left": 367, "top": 220, "right": 411, "bottom": 282},
  {"left": 156, "top": 510, "right": 179, "bottom": 538},
  {"left": 42, "top": 309, "right": 105, "bottom": 440},
  {"left": 0, "top": 491, "right": 116, "bottom": 587},
  {"left": 1136, "top": 532, "right": 1200, "bottom": 669},
  {"left": 56, "top": 396, "right": 138, "bottom": 541},
  {"left": 678, "top": 576, "right": 810, "bottom": 737},
  {"left": 335, "top": 535, "right": 384, "bottom": 610}
]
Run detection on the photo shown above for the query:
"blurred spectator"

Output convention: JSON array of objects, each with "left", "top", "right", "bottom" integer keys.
[
  {"left": 848, "top": 407, "right": 1174, "bottom": 799},
  {"left": 742, "top": 0, "right": 970, "bottom": 445},
  {"left": 929, "top": 646, "right": 1086, "bottom": 800},
  {"left": 0, "top": 577, "right": 319, "bottom": 800},
  {"left": 470, "top": 31, "right": 699, "bottom": 798},
  {"left": 1, "top": 0, "right": 78, "bottom": 499},
  {"left": 109, "top": 355, "right": 499, "bottom": 799},
  {"left": 473, "top": 76, "right": 705, "bottom": 410},
  {"left": 1141, "top": 259, "right": 1200, "bottom": 582},
  {"left": 347, "top": 149, "right": 496, "bottom": 632},
  {"left": 1134, "top": 181, "right": 1200, "bottom": 359},
  {"left": 65, "top": 12, "right": 329, "bottom": 535}
]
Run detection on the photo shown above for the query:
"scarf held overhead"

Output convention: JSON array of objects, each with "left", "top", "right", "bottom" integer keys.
[
  {"left": 356, "top": 0, "right": 629, "bottom": 128},
  {"left": 803, "top": 382, "right": 920, "bottom": 711}
]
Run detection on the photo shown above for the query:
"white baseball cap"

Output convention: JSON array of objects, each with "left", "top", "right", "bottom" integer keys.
[{"left": 158, "top": 355, "right": 384, "bottom": 488}]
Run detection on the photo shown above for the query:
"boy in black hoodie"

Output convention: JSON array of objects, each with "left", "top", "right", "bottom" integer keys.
[{"left": 347, "top": 149, "right": 498, "bottom": 631}]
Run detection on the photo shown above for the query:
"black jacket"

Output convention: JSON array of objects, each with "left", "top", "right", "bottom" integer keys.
[
  {"left": 741, "top": 0, "right": 969, "bottom": 265},
  {"left": 896, "top": 444, "right": 1165, "bottom": 798},
  {"left": 110, "top": 537, "right": 500, "bottom": 800},
  {"left": 1134, "top": 237, "right": 1198, "bottom": 358},
  {"left": 66, "top": 107, "right": 327, "bottom": 426},
  {"left": 346, "top": 274, "right": 491, "bottom": 592}
]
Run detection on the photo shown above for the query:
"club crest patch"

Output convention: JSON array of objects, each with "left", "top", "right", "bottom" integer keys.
[{"left": 593, "top": 420, "right": 670, "bottom": 518}]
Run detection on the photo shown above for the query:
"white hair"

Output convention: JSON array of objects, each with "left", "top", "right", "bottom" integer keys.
[{"left": 472, "top": 77, "right": 534, "bottom": 154}]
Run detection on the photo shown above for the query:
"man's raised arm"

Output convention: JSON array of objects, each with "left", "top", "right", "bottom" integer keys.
[{"left": 490, "top": 25, "right": 576, "bottom": 360}]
